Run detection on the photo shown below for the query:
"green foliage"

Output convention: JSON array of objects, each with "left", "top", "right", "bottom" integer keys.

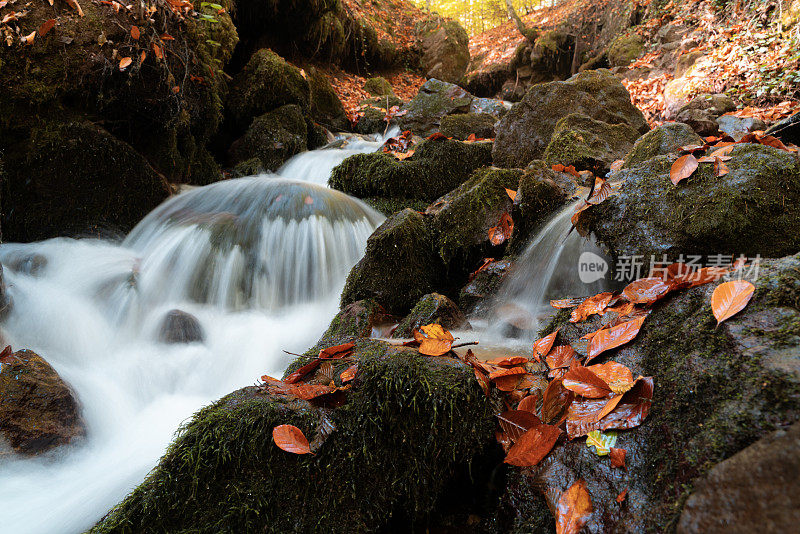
[{"left": 412, "top": 0, "right": 548, "bottom": 36}]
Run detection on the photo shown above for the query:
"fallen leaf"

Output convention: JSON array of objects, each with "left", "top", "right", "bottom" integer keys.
[
  {"left": 272, "top": 424, "right": 312, "bottom": 454},
  {"left": 21, "top": 31, "right": 36, "bottom": 45},
  {"left": 505, "top": 188, "right": 517, "bottom": 201},
  {"left": 563, "top": 366, "right": 613, "bottom": 398},
  {"left": 566, "top": 377, "right": 653, "bottom": 438},
  {"left": 551, "top": 297, "right": 585, "bottom": 309},
  {"left": 131, "top": 25, "right": 140, "bottom": 40},
  {"left": 556, "top": 479, "right": 593, "bottom": 534},
  {"left": 542, "top": 378, "right": 575, "bottom": 425},
  {"left": 474, "top": 367, "right": 491, "bottom": 397},
  {"left": 585, "top": 430, "right": 617, "bottom": 455},
  {"left": 286, "top": 383, "right": 336, "bottom": 400},
  {"left": 616, "top": 488, "right": 628, "bottom": 503},
  {"left": 517, "top": 392, "right": 540, "bottom": 413},
  {"left": 587, "top": 361, "right": 634, "bottom": 394},
  {"left": 152, "top": 43, "right": 163, "bottom": 60},
  {"left": 570, "top": 292, "right": 614, "bottom": 323},
  {"left": 487, "top": 355, "right": 529, "bottom": 366},
  {"left": 488, "top": 213, "right": 514, "bottom": 245},
  {"left": 340, "top": 364, "right": 358, "bottom": 383},
  {"left": 419, "top": 338, "right": 452, "bottom": 356},
  {"left": 711, "top": 280, "right": 755, "bottom": 325},
  {"left": 504, "top": 423, "right": 562, "bottom": 467},
  {"left": 532, "top": 329, "right": 559, "bottom": 361},
  {"left": 489, "top": 366, "right": 527, "bottom": 381},
  {"left": 546, "top": 345, "right": 580, "bottom": 369},
  {"left": 65, "top": 0, "right": 84, "bottom": 16},
  {"left": 427, "top": 132, "right": 448, "bottom": 141},
  {"left": 586, "top": 315, "right": 646, "bottom": 363},
  {"left": 39, "top": 19, "right": 56, "bottom": 37},
  {"left": 497, "top": 410, "right": 542, "bottom": 442},
  {"left": 609, "top": 447, "right": 626, "bottom": 469},
  {"left": 319, "top": 342, "right": 355, "bottom": 360},
  {"left": 119, "top": 57, "right": 132, "bottom": 71},
  {"left": 622, "top": 278, "right": 670, "bottom": 304},
  {"left": 587, "top": 177, "right": 613, "bottom": 205},
  {"left": 713, "top": 157, "right": 729, "bottom": 177},
  {"left": 670, "top": 154, "right": 699, "bottom": 185},
  {"left": 0, "top": 345, "right": 17, "bottom": 365}
]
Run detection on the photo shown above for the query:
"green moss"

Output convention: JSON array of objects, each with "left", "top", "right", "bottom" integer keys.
[
  {"left": 439, "top": 113, "right": 496, "bottom": 141},
  {"left": 607, "top": 33, "right": 645, "bottom": 67},
  {"left": 364, "top": 76, "right": 395, "bottom": 97},
  {"left": 543, "top": 113, "right": 639, "bottom": 173},
  {"left": 229, "top": 104, "right": 308, "bottom": 170},
  {"left": 354, "top": 96, "right": 405, "bottom": 134},
  {"left": 393, "top": 293, "right": 467, "bottom": 338},
  {"left": 623, "top": 123, "right": 704, "bottom": 168},
  {"left": 362, "top": 196, "right": 429, "bottom": 216},
  {"left": 307, "top": 67, "right": 349, "bottom": 132},
  {"left": 91, "top": 340, "right": 498, "bottom": 533}
]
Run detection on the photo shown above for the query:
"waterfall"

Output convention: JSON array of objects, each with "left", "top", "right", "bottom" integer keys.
[{"left": 0, "top": 142, "right": 385, "bottom": 533}]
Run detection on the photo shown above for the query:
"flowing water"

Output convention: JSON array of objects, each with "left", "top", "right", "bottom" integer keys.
[{"left": 0, "top": 140, "right": 386, "bottom": 534}]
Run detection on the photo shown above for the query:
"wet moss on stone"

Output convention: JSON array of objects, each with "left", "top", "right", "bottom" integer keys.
[
  {"left": 607, "top": 33, "right": 645, "bottom": 67},
  {"left": 543, "top": 113, "right": 640, "bottom": 173},
  {"left": 623, "top": 122, "right": 704, "bottom": 168},
  {"left": 364, "top": 76, "right": 395, "bottom": 97},
  {"left": 307, "top": 67, "right": 349, "bottom": 132},
  {"left": 440, "top": 113, "right": 497, "bottom": 141},
  {"left": 228, "top": 104, "right": 308, "bottom": 171}
]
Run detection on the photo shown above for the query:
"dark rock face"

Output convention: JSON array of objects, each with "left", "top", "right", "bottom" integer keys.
[
  {"left": 228, "top": 104, "right": 308, "bottom": 170},
  {"left": 0, "top": 350, "right": 86, "bottom": 455},
  {"left": 392, "top": 293, "right": 470, "bottom": 338},
  {"left": 158, "top": 310, "right": 205, "bottom": 344},
  {"left": 400, "top": 79, "right": 474, "bottom": 137},
  {"left": 589, "top": 143, "right": 800, "bottom": 262},
  {"left": 677, "top": 423, "right": 800, "bottom": 533},
  {"left": 675, "top": 94, "right": 737, "bottom": 136},
  {"left": 311, "top": 299, "right": 396, "bottom": 349},
  {"left": 2, "top": 121, "right": 170, "bottom": 243},
  {"left": 623, "top": 122, "right": 704, "bottom": 168},
  {"left": 354, "top": 96, "right": 406, "bottom": 134},
  {"left": 416, "top": 18, "right": 470, "bottom": 84},
  {"left": 511, "top": 162, "right": 572, "bottom": 253},
  {"left": 493, "top": 69, "right": 649, "bottom": 169},
  {"left": 458, "top": 259, "right": 513, "bottom": 316},
  {"left": 307, "top": 67, "right": 350, "bottom": 132},
  {"left": 439, "top": 113, "right": 497, "bottom": 140},
  {"left": 766, "top": 111, "right": 800, "bottom": 145},
  {"left": 0, "top": 264, "right": 11, "bottom": 319}
]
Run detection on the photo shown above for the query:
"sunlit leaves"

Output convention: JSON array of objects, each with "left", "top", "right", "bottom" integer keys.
[
  {"left": 670, "top": 154, "right": 699, "bottom": 185},
  {"left": 586, "top": 316, "right": 646, "bottom": 363},
  {"left": 711, "top": 280, "right": 755, "bottom": 325},
  {"left": 414, "top": 323, "right": 454, "bottom": 356}
]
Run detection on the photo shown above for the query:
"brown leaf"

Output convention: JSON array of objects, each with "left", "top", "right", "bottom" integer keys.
[
  {"left": 286, "top": 383, "right": 336, "bottom": 400},
  {"left": 713, "top": 157, "right": 729, "bottom": 177},
  {"left": 418, "top": 338, "right": 452, "bottom": 356},
  {"left": 587, "top": 361, "right": 634, "bottom": 394},
  {"left": 130, "top": 25, "right": 140, "bottom": 40},
  {"left": 39, "top": 19, "right": 56, "bottom": 37},
  {"left": 517, "top": 392, "right": 540, "bottom": 413},
  {"left": 487, "top": 355, "right": 529, "bottom": 366},
  {"left": 272, "top": 424, "right": 312, "bottom": 454},
  {"left": 0, "top": 345, "right": 17, "bottom": 365},
  {"left": 566, "top": 377, "right": 653, "bottom": 438},
  {"left": 542, "top": 378, "right": 575, "bottom": 425},
  {"left": 609, "top": 447, "right": 626, "bottom": 469},
  {"left": 711, "top": 280, "right": 755, "bottom": 325},
  {"left": 616, "top": 488, "right": 628, "bottom": 503},
  {"left": 340, "top": 364, "right": 358, "bottom": 383},
  {"left": 546, "top": 345, "right": 580, "bottom": 370},
  {"left": 562, "top": 366, "right": 613, "bottom": 398},
  {"left": 586, "top": 315, "right": 646, "bottom": 363},
  {"left": 587, "top": 177, "right": 613, "bottom": 205},
  {"left": 504, "top": 423, "right": 562, "bottom": 467},
  {"left": 489, "top": 366, "right": 526, "bottom": 381},
  {"left": 532, "top": 329, "right": 559, "bottom": 361},
  {"left": 65, "top": 0, "right": 84, "bottom": 16},
  {"left": 21, "top": 31, "right": 36, "bottom": 45},
  {"left": 319, "top": 342, "right": 355, "bottom": 360},
  {"left": 152, "top": 43, "right": 163, "bottom": 60},
  {"left": 497, "top": 410, "right": 542, "bottom": 442},
  {"left": 556, "top": 479, "right": 593, "bottom": 534},
  {"left": 570, "top": 292, "right": 614, "bottom": 323},
  {"left": 426, "top": 132, "right": 449, "bottom": 141},
  {"left": 670, "top": 154, "right": 699, "bottom": 185},
  {"left": 474, "top": 367, "right": 491, "bottom": 397},
  {"left": 622, "top": 277, "right": 670, "bottom": 304},
  {"left": 119, "top": 57, "right": 132, "bottom": 71},
  {"left": 505, "top": 188, "right": 517, "bottom": 201}
]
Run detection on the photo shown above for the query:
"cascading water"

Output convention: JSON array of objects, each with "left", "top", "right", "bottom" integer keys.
[{"left": 0, "top": 140, "right": 386, "bottom": 533}]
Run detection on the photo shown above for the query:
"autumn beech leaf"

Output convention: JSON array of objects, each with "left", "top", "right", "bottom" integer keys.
[
  {"left": 562, "top": 366, "right": 613, "bottom": 398},
  {"left": 711, "top": 280, "right": 755, "bottom": 325},
  {"left": 670, "top": 154, "right": 699, "bottom": 185},
  {"left": 542, "top": 378, "right": 575, "bottom": 426},
  {"left": 505, "top": 188, "right": 517, "bottom": 201},
  {"left": 415, "top": 323, "right": 454, "bottom": 356},
  {"left": 586, "top": 315, "right": 646, "bottom": 363},
  {"left": 551, "top": 297, "right": 584, "bottom": 309},
  {"left": 587, "top": 362, "right": 635, "bottom": 394},
  {"left": 152, "top": 43, "right": 163, "bottom": 60},
  {"left": 566, "top": 377, "right": 654, "bottom": 438},
  {"left": 546, "top": 345, "right": 580, "bottom": 370},
  {"left": 585, "top": 430, "right": 617, "bottom": 455},
  {"left": 39, "top": 19, "right": 56, "bottom": 37},
  {"left": 0, "top": 345, "right": 17, "bottom": 365},
  {"left": 504, "top": 423, "right": 562, "bottom": 467},
  {"left": 488, "top": 213, "right": 514, "bottom": 245},
  {"left": 497, "top": 410, "right": 542, "bottom": 442},
  {"left": 517, "top": 392, "right": 540, "bottom": 413},
  {"left": 272, "top": 425, "right": 312, "bottom": 455},
  {"left": 131, "top": 25, "right": 140, "bottom": 40},
  {"left": 714, "top": 157, "right": 729, "bottom": 177},
  {"left": 286, "top": 383, "right": 336, "bottom": 400},
  {"left": 570, "top": 292, "right": 614, "bottom": 323},
  {"left": 474, "top": 367, "right": 491, "bottom": 397},
  {"left": 622, "top": 277, "right": 670, "bottom": 304},
  {"left": 586, "top": 177, "right": 613, "bottom": 205},
  {"left": 319, "top": 342, "right": 355, "bottom": 360},
  {"left": 487, "top": 355, "right": 528, "bottom": 366},
  {"left": 532, "top": 329, "right": 559, "bottom": 361},
  {"left": 609, "top": 447, "right": 626, "bottom": 469},
  {"left": 21, "top": 31, "right": 35, "bottom": 45},
  {"left": 556, "top": 479, "right": 593, "bottom": 534},
  {"left": 340, "top": 364, "right": 358, "bottom": 383},
  {"left": 488, "top": 366, "right": 526, "bottom": 381},
  {"left": 65, "top": 0, "right": 84, "bottom": 16},
  {"left": 119, "top": 57, "right": 132, "bottom": 71}
]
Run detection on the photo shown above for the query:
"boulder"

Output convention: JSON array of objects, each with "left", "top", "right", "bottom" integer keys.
[
  {"left": 500, "top": 254, "right": 800, "bottom": 531},
  {"left": 329, "top": 138, "right": 493, "bottom": 202},
  {"left": 493, "top": 69, "right": 649, "bottom": 169},
  {"left": 1, "top": 121, "right": 170, "bottom": 242},
  {"left": 439, "top": 113, "right": 497, "bottom": 140},
  {"left": 511, "top": 162, "right": 572, "bottom": 252},
  {"left": 458, "top": 259, "right": 514, "bottom": 317},
  {"left": 158, "top": 310, "right": 205, "bottom": 344},
  {"left": 90, "top": 339, "right": 496, "bottom": 533},
  {"left": 392, "top": 293, "right": 470, "bottom": 338},
  {"left": 677, "top": 423, "right": 800, "bottom": 533},
  {"left": 307, "top": 67, "right": 350, "bottom": 132},
  {"left": 588, "top": 143, "right": 800, "bottom": 262},
  {"left": 673, "top": 93, "right": 736, "bottom": 133},
  {"left": 542, "top": 113, "right": 641, "bottom": 174},
  {"left": 766, "top": 111, "right": 800, "bottom": 146},
  {"left": 416, "top": 17, "right": 470, "bottom": 84},
  {"left": 228, "top": 105, "right": 308, "bottom": 171},
  {"left": 364, "top": 77, "right": 395, "bottom": 97},
  {"left": 400, "top": 79, "right": 474, "bottom": 137},
  {"left": 0, "top": 349, "right": 85, "bottom": 454},
  {"left": 354, "top": 96, "right": 406, "bottom": 135},
  {"left": 606, "top": 33, "right": 645, "bottom": 67},
  {"left": 469, "top": 97, "right": 509, "bottom": 119},
  {"left": 340, "top": 209, "right": 443, "bottom": 314},
  {"left": 311, "top": 299, "right": 396, "bottom": 349},
  {"left": 623, "top": 122, "right": 704, "bottom": 168},
  {"left": 717, "top": 115, "right": 767, "bottom": 141}
]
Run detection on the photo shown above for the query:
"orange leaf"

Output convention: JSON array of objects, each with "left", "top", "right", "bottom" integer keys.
[
  {"left": 272, "top": 425, "right": 312, "bottom": 454},
  {"left": 340, "top": 364, "right": 358, "bottom": 383},
  {"left": 140, "top": 50, "right": 147, "bottom": 64},
  {"left": 505, "top": 188, "right": 517, "bottom": 201},
  {"left": 566, "top": 377, "right": 653, "bottom": 438},
  {"left": 65, "top": 0, "right": 84, "bottom": 16},
  {"left": 587, "top": 361, "right": 634, "bottom": 394},
  {"left": 152, "top": 43, "right": 163, "bottom": 60},
  {"left": 497, "top": 410, "right": 542, "bottom": 442},
  {"left": 622, "top": 277, "right": 670, "bottom": 304},
  {"left": 319, "top": 342, "right": 355, "bottom": 360},
  {"left": 39, "top": 19, "right": 56, "bottom": 37},
  {"left": 426, "top": 132, "right": 448, "bottom": 141},
  {"left": 21, "top": 31, "right": 36, "bottom": 45},
  {"left": 670, "top": 154, "right": 699, "bottom": 185},
  {"left": 532, "top": 329, "right": 559, "bottom": 361},
  {"left": 419, "top": 337, "right": 452, "bottom": 356},
  {"left": 713, "top": 157, "right": 729, "bottom": 177},
  {"left": 563, "top": 366, "right": 613, "bottom": 398},
  {"left": 119, "top": 57, "right": 132, "bottom": 71},
  {"left": 609, "top": 447, "right": 626, "bottom": 469},
  {"left": 570, "top": 292, "right": 614, "bottom": 323},
  {"left": 542, "top": 378, "right": 575, "bottom": 425},
  {"left": 487, "top": 355, "right": 529, "bottom": 366},
  {"left": 546, "top": 345, "right": 580, "bottom": 370},
  {"left": 616, "top": 488, "right": 628, "bottom": 503},
  {"left": 489, "top": 366, "right": 526, "bottom": 381},
  {"left": 551, "top": 298, "right": 584, "bottom": 309},
  {"left": 517, "top": 392, "right": 539, "bottom": 413},
  {"left": 161, "top": 33, "right": 175, "bottom": 41},
  {"left": 131, "top": 25, "right": 140, "bottom": 40},
  {"left": 555, "top": 479, "right": 593, "bottom": 534},
  {"left": 587, "top": 177, "right": 612, "bottom": 205},
  {"left": 586, "top": 315, "right": 646, "bottom": 363},
  {"left": 287, "top": 383, "right": 336, "bottom": 400},
  {"left": 474, "top": 367, "right": 491, "bottom": 397},
  {"left": 711, "top": 280, "right": 755, "bottom": 325},
  {"left": 504, "top": 423, "right": 562, "bottom": 467}
]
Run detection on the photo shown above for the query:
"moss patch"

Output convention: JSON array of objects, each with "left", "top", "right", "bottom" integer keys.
[{"left": 440, "top": 113, "right": 497, "bottom": 140}]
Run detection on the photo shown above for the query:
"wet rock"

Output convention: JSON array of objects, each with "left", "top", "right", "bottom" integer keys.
[
  {"left": 469, "top": 97, "right": 509, "bottom": 119},
  {"left": 307, "top": 67, "right": 350, "bottom": 132},
  {"left": 543, "top": 113, "right": 641, "bottom": 174},
  {"left": 354, "top": 95, "right": 406, "bottom": 135},
  {"left": 458, "top": 259, "right": 514, "bottom": 317},
  {"left": 0, "top": 264, "right": 10, "bottom": 319},
  {"left": 717, "top": 114, "right": 767, "bottom": 141},
  {"left": 2, "top": 121, "right": 171, "bottom": 242},
  {"left": 674, "top": 94, "right": 736, "bottom": 135},
  {"left": 416, "top": 17, "right": 470, "bottom": 84},
  {"left": 158, "top": 310, "right": 205, "bottom": 344},
  {"left": 439, "top": 113, "right": 497, "bottom": 140},
  {"left": 364, "top": 77, "right": 395, "bottom": 97},
  {"left": 677, "top": 423, "right": 800, "bottom": 533},
  {"left": 588, "top": 143, "right": 800, "bottom": 261},
  {"left": 623, "top": 122, "right": 704, "bottom": 168},
  {"left": 228, "top": 104, "right": 308, "bottom": 171},
  {"left": 511, "top": 162, "right": 572, "bottom": 252},
  {"left": 90, "top": 339, "right": 497, "bottom": 533},
  {"left": 341, "top": 209, "right": 443, "bottom": 314},
  {"left": 312, "top": 299, "right": 396, "bottom": 349},
  {"left": 329, "top": 138, "right": 492, "bottom": 203},
  {"left": 392, "top": 293, "right": 470, "bottom": 338},
  {"left": 400, "top": 79, "right": 474, "bottom": 137},
  {"left": 766, "top": 111, "right": 800, "bottom": 145},
  {"left": 0, "top": 349, "right": 85, "bottom": 455},
  {"left": 493, "top": 69, "right": 649, "bottom": 169}
]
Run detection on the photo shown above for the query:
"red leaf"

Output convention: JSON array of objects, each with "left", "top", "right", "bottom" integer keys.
[
  {"left": 556, "top": 479, "right": 593, "bottom": 534},
  {"left": 131, "top": 25, "right": 140, "bottom": 40},
  {"left": 39, "top": 19, "right": 56, "bottom": 37},
  {"left": 546, "top": 345, "right": 580, "bottom": 370},
  {"left": 570, "top": 292, "right": 614, "bottom": 323},
  {"left": 0, "top": 345, "right": 17, "bottom": 365},
  {"left": 622, "top": 277, "right": 670, "bottom": 304},
  {"left": 504, "top": 423, "right": 562, "bottom": 467},
  {"left": 319, "top": 342, "right": 354, "bottom": 360},
  {"left": 532, "top": 329, "right": 559, "bottom": 361},
  {"left": 287, "top": 383, "right": 336, "bottom": 400},
  {"left": 517, "top": 392, "right": 540, "bottom": 413},
  {"left": 542, "top": 378, "right": 575, "bottom": 425},
  {"left": 426, "top": 132, "right": 449, "bottom": 141},
  {"left": 586, "top": 315, "right": 646, "bottom": 363},
  {"left": 616, "top": 488, "right": 628, "bottom": 503},
  {"left": 711, "top": 280, "right": 755, "bottom": 325},
  {"left": 497, "top": 410, "right": 542, "bottom": 442},
  {"left": 609, "top": 447, "right": 626, "bottom": 469},
  {"left": 474, "top": 367, "right": 491, "bottom": 397},
  {"left": 562, "top": 366, "right": 613, "bottom": 398},
  {"left": 272, "top": 425, "right": 312, "bottom": 454},
  {"left": 566, "top": 377, "right": 654, "bottom": 438},
  {"left": 670, "top": 154, "right": 699, "bottom": 185}
]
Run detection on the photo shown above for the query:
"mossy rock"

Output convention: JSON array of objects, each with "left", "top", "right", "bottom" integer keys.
[
  {"left": 307, "top": 67, "right": 349, "bottom": 132},
  {"left": 340, "top": 209, "right": 443, "bottom": 314},
  {"left": 329, "top": 139, "right": 493, "bottom": 202},
  {"left": 493, "top": 69, "right": 649, "bottom": 168},
  {"left": 1, "top": 121, "right": 170, "bottom": 242},
  {"left": 607, "top": 33, "right": 645, "bottom": 67},
  {"left": 623, "top": 122, "right": 704, "bottom": 168},
  {"left": 439, "top": 113, "right": 497, "bottom": 140},
  {"left": 416, "top": 17, "right": 470, "bottom": 84},
  {"left": 353, "top": 95, "right": 405, "bottom": 135},
  {"left": 228, "top": 104, "right": 308, "bottom": 171},
  {"left": 362, "top": 196, "right": 430, "bottom": 216},
  {"left": 228, "top": 49, "right": 311, "bottom": 129},
  {"left": 392, "top": 293, "right": 470, "bottom": 338},
  {"left": 458, "top": 259, "right": 513, "bottom": 317},
  {"left": 230, "top": 158, "right": 266, "bottom": 178},
  {"left": 503, "top": 254, "right": 800, "bottom": 531},
  {"left": 400, "top": 78, "right": 474, "bottom": 137},
  {"left": 312, "top": 299, "right": 396, "bottom": 349},
  {"left": 90, "top": 339, "right": 498, "bottom": 533},
  {"left": 509, "top": 162, "right": 571, "bottom": 253},
  {"left": 543, "top": 113, "right": 640, "bottom": 174},
  {"left": 364, "top": 76, "right": 395, "bottom": 97},
  {"left": 588, "top": 143, "right": 800, "bottom": 262}
]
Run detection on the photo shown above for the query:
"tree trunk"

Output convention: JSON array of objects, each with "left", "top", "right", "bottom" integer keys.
[{"left": 504, "top": 0, "right": 536, "bottom": 41}]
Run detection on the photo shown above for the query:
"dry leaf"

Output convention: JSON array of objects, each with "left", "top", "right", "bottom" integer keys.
[
  {"left": 272, "top": 424, "right": 312, "bottom": 454},
  {"left": 556, "top": 479, "right": 593, "bottom": 534},
  {"left": 39, "top": 19, "right": 56, "bottom": 37},
  {"left": 21, "top": 31, "right": 35, "bottom": 45},
  {"left": 505, "top": 188, "right": 517, "bottom": 201},
  {"left": 711, "top": 280, "right": 755, "bottom": 325},
  {"left": 119, "top": 57, "right": 132, "bottom": 71},
  {"left": 670, "top": 154, "right": 699, "bottom": 185},
  {"left": 131, "top": 25, "right": 140, "bottom": 40},
  {"left": 65, "top": 0, "right": 84, "bottom": 16}
]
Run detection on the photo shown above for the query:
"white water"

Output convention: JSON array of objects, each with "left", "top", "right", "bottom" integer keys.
[{"left": 0, "top": 143, "right": 385, "bottom": 533}]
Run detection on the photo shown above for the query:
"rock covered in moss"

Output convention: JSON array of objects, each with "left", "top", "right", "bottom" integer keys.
[
  {"left": 675, "top": 94, "right": 737, "bottom": 136},
  {"left": 341, "top": 209, "right": 443, "bottom": 313},
  {"left": 588, "top": 143, "right": 800, "bottom": 261},
  {"left": 458, "top": 259, "right": 513, "bottom": 316},
  {"left": 353, "top": 95, "right": 405, "bottom": 135},
  {"left": 493, "top": 69, "right": 649, "bottom": 168},
  {"left": 392, "top": 293, "right": 470, "bottom": 338},
  {"left": 90, "top": 339, "right": 496, "bottom": 533},
  {"left": 510, "top": 162, "right": 571, "bottom": 252},
  {"left": 307, "top": 67, "right": 349, "bottom": 132},
  {"left": 313, "top": 299, "right": 395, "bottom": 348},
  {"left": 228, "top": 104, "right": 308, "bottom": 170},
  {"left": 543, "top": 113, "right": 640, "bottom": 173},
  {"left": 717, "top": 115, "right": 767, "bottom": 141},
  {"left": 606, "top": 33, "right": 645, "bottom": 67},
  {"left": 469, "top": 97, "right": 509, "bottom": 119},
  {"left": 364, "top": 76, "right": 395, "bottom": 97},
  {"left": 329, "top": 138, "right": 492, "bottom": 202},
  {"left": 0, "top": 349, "right": 85, "bottom": 455},
  {"left": 416, "top": 17, "right": 470, "bottom": 84},
  {"left": 2, "top": 121, "right": 170, "bottom": 242},
  {"left": 400, "top": 79, "right": 474, "bottom": 137},
  {"left": 503, "top": 254, "right": 800, "bottom": 532},
  {"left": 439, "top": 113, "right": 497, "bottom": 140},
  {"left": 623, "top": 122, "right": 704, "bottom": 168}
]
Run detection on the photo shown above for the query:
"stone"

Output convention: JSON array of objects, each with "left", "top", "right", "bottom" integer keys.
[
  {"left": 606, "top": 33, "right": 645, "bottom": 67},
  {"left": 676, "top": 108, "right": 720, "bottom": 136},
  {"left": 623, "top": 122, "right": 704, "bottom": 168},
  {"left": 400, "top": 79, "right": 474, "bottom": 137},
  {"left": 416, "top": 17, "right": 470, "bottom": 84},
  {"left": 392, "top": 293, "right": 470, "bottom": 338},
  {"left": 228, "top": 104, "right": 308, "bottom": 171},
  {"left": 717, "top": 114, "right": 768, "bottom": 141},
  {"left": 158, "top": 310, "right": 205, "bottom": 344},
  {"left": 364, "top": 76, "right": 395, "bottom": 97},
  {"left": 439, "top": 113, "right": 497, "bottom": 140},
  {"left": 766, "top": 111, "right": 800, "bottom": 146},
  {"left": 307, "top": 67, "right": 350, "bottom": 132},
  {"left": 458, "top": 259, "right": 513, "bottom": 317}
]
